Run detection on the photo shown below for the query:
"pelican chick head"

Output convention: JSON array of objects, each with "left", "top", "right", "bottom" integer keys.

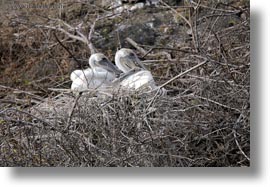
[
  {"left": 89, "top": 53, "right": 122, "bottom": 76},
  {"left": 115, "top": 48, "right": 146, "bottom": 73},
  {"left": 89, "top": 53, "right": 108, "bottom": 68}
]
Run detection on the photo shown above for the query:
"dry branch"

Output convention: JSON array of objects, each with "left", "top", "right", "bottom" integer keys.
[{"left": 159, "top": 59, "right": 208, "bottom": 89}]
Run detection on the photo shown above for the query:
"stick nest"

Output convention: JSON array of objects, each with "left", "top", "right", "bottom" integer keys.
[{"left": 0, "top": 82, "right": 250, "bottom": 166}]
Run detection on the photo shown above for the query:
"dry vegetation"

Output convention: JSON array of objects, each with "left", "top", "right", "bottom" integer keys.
[{"left": 0, "top": 0, "right": 250, "bottom": 167}]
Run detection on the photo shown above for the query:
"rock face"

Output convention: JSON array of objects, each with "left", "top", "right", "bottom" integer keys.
[
  {"left": 93, "top": 0, "right": 188, "bottom": 52},
  {"left": 161, "top": 0, "right": 184, "bottom": 6},
  {"left": 94, "top": 22, "right": 157, "bottom": 51}
]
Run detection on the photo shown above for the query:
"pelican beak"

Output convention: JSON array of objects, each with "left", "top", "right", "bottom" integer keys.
[
  {"left": 97, "top": 58, "right": 122, "bottom": 76},
  {"left": 127, "top": 54, "right": 147, "bottom": 70}
]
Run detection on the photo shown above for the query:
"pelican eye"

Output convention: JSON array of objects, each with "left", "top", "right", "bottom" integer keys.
[{"left": 129, "top": 53, "right": 135, "bottom": 57}]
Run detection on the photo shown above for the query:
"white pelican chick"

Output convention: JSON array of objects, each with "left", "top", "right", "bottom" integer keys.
[
  {"left": 115, "top": 48, "right": 157, "bottom": 91},
  {"left": 70, "top": 53, "right": 122, "bottom": 92}
]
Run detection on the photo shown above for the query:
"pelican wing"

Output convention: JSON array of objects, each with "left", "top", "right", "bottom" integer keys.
[
  {"left": 120, "top": 54, "right": 146, "bottom": 70},
  {"left": 120, "top": 70, "right": 157, "bottom": 91},
  {"left": 112, "top": 68, "right": 141, "bottom": 84}
]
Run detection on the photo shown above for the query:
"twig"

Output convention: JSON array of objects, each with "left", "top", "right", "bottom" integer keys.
[
  {"left": 38, "top": 25, "right": 88, "bottom": 44},
  {"left": 159, "top": 0, "right": 192, "bottom": 28},
  {"left": 233, "top": 129, "right": 250, "bottom": 161},
  {"left": 0, "top": 108, "right": 54, "bottom": 128},
  {"left": 116, "top": 29, "right": 122, "bottom": 49},
  {"left": 126, "top": 37, "right": 147, "bottom": 55},
  {"left": 0, "top": 85, "right": 43, "bottom": 101},
  {"left": 159, "top": 60, "right": 208, "bottom": 89},
  {"left": 48, "top": 88, "right": 73, "bottom": 92},
  {"left": 88, "top": 18, "right": 98, "bottom": 54},
  {"left": 192, "top": 0, "right": 201, "bottom": 51},
  {"left": 53, "top": 32, "right": 83, "bottom": 67},
  {"left": 190, "top": 1, "right": 241, "bottom": 13},
  {"left": 38, "top": 16, "right": 99, "bottom": 54},
  {"left": 126, "top": 38, "right": 174, "bottom": 60},
  {"left": 0, "top": 98, "right": 40, "bottom": 105},
  {"left": 142, "top": 47, "right": 195, "bottom": 58},
  {"left": 65, "top": 93, "right": 81, "bottom": 130},
  {"left": 196, "top": 95, "right": 241, "bottom": 113}
]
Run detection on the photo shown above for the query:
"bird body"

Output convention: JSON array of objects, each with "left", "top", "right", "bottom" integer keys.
[
  {"left": 70, "top": 69, "right": 84, "bottom": 82},
  {"left": 71, "top": 68, "right": 115, "bottom": 92},
  {"left": 115, "top": 48, "right": 157, "bottom": 91},
  {"left": 119, "top": 70, "right": 157, "bottom": 91},
  {"left": 70, "top": 51, "right": 162, "bottom": 93},
  {"left": 71, "top": 68, "right": 93, "bottom": 91},
  {"left": 70, "top": 53, "right": 121, "bottom": 92}
]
